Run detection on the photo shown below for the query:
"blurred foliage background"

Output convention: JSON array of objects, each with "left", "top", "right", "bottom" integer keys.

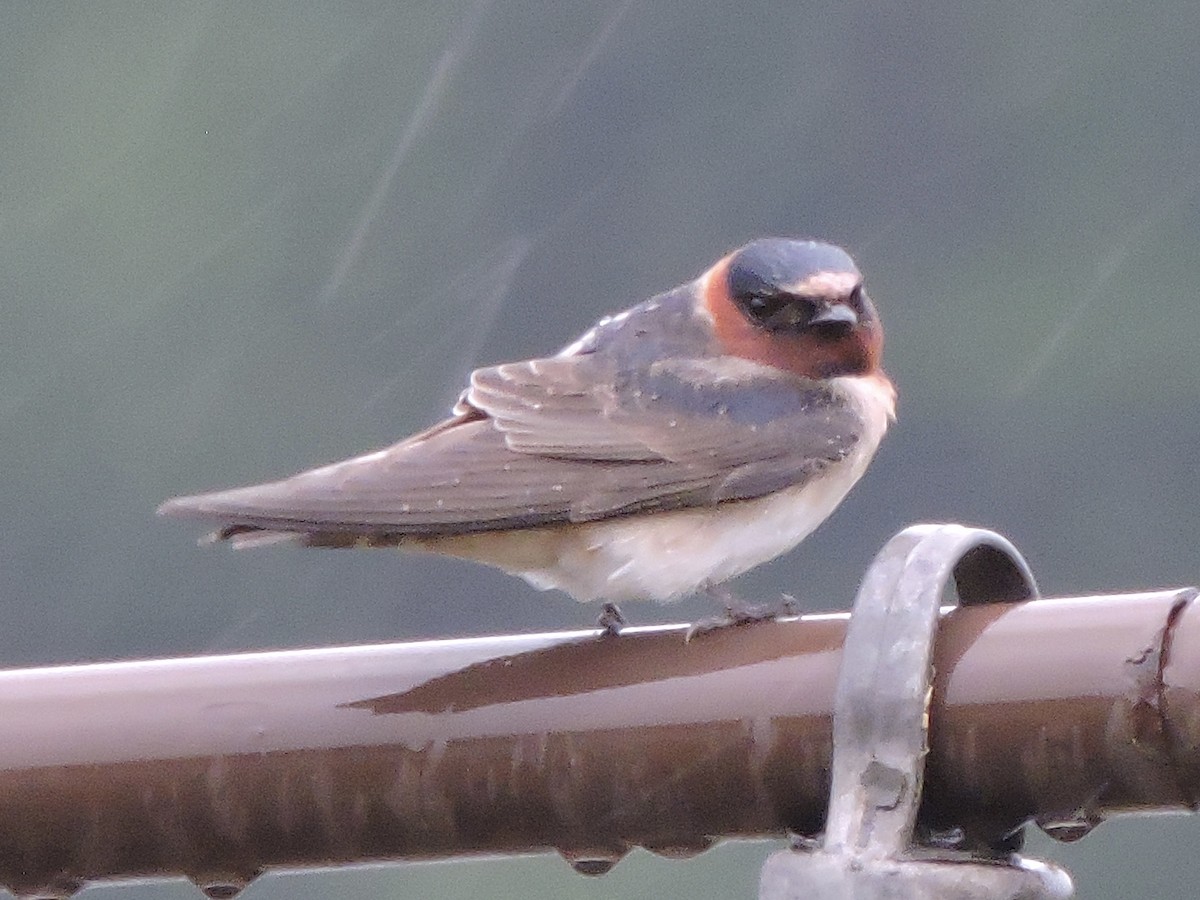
[{"left": 2, "top": 2, "right": 1198, "bottom": 897}]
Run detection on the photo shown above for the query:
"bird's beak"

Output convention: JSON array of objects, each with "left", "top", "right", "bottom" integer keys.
[{"left": 808, "top": 302, "right": 858, "bottom": 327}]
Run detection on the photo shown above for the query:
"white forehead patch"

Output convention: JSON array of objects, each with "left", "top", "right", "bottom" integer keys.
[{"left": 787, "top": 270, "right": 860, "bottom": 297}]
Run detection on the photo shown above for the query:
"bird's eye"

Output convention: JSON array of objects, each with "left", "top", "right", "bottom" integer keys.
[
  {"left": 739, "top": 292, "right": 793, "bottom": 326},
  {"left": 734, "top": 290, "right": 818, "bottom": 331}
]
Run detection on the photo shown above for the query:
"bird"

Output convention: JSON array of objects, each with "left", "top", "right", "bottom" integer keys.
[{"left": 159, "top": 238, "right": 896, "bottom": 606}]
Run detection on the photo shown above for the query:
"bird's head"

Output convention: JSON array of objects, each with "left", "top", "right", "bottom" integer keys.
[{"left": 703, "top": 238, "right": 883, "bottom": 380}]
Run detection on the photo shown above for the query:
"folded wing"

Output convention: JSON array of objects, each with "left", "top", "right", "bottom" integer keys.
[{"left": 158, "top": 353, "right": 863, "bottom": 538}]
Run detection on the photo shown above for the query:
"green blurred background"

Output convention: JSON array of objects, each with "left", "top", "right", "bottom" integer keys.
[{"left": 3, "top": 2, "right": 1198, "bottom": 897}]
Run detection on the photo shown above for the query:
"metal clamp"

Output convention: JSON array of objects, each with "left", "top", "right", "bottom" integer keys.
[{"left": 759, "top": 524, "right": 1075, "bottom": 899}]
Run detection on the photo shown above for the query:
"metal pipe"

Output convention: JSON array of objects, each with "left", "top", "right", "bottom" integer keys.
[{"left": 0, "top": 589, "right": 1196, "bottom": 896}]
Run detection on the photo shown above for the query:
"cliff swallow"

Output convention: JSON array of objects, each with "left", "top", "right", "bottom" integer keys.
[{"left": 159, "top": 238, "right": 896, "bottom": 603}]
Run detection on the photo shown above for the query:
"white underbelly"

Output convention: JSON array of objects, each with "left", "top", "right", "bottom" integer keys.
[{"left": 532, "top": 465, "right": 863, "bottom": 601}]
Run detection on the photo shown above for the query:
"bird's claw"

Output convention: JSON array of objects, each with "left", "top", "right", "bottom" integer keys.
[
  {"left": 685, "top": 588, "right": 798, "bottom": 640},
  {"left": 597, "top": 602, "right": 627, "bottom": 637}
]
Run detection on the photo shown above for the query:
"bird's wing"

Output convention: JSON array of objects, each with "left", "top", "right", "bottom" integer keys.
[{"left": 158, "top": 354, "right": 864, "bottom": 537}]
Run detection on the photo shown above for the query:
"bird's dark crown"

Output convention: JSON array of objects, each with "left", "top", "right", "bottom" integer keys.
[{"left": 729, "top": 239, "right": 859, "bottom": 296}]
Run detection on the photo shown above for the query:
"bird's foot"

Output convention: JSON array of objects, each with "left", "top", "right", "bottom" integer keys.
[
  {"left": 596, "top": 602, "right": 627, "bottom": 637},
  {"left": 686, "top": 586, "right": 795, "bottom": 640}
]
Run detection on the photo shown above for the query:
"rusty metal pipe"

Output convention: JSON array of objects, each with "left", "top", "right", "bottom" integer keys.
[{"left": 0, "top": 589, "right": 1196, "bottom": 896}]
